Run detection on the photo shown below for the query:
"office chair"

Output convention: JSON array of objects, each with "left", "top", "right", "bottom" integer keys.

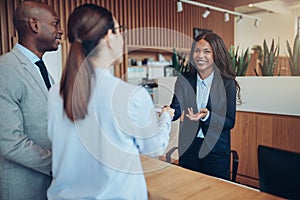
[
  {"left": 258, "top": 145, "right": 300, "bottom": 199},
  {"left": 165, "top": 147, "right": 239, "bottom": 182}
]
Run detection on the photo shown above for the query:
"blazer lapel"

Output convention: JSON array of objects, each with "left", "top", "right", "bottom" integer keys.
[
  {"left": 11, "top": 47, "right": 49, "bottom": 98},
  {"left": 188, "top": 71, "right": 198, "bottom": 110},
  {"left": 188, "top": 71, "right": 197, "bottom": 94}
]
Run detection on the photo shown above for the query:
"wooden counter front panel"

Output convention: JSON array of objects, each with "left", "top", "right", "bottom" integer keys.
[{"left": 231, "top": 111, "right": 300, "bottom": 188}]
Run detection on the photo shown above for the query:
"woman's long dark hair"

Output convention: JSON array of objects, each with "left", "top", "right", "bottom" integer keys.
[
  {"left": 60, "top": 4, "right": 114, "bottom": 121},
  {"left": 189, "top": 32, "right": 241, "bottom": 102}
]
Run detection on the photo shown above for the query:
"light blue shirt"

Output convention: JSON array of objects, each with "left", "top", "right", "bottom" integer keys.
[
  {"left": 196, "top": 72, "right": 213, "bottom": 138},
  {"left": 15, "top": 43, "right": 41, "bottom": 64},
  {"left": 47, "top": 68, "right": 172, "bottom": 200}
]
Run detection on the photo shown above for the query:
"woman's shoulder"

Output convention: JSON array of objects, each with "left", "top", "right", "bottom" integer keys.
[
  {"left": 222, "top": 77, "right": 235, "bottom": 83},
  {"left": 221, "top": 77, "right": 236, "bottom": 90}
]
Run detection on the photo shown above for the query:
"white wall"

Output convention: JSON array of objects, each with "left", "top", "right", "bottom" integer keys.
[
  {"left": 235, "top": 7, "right": 300, "bottom": 56},
  {"left": 44, "top": 45, "right": 62, "bottom": 83}
]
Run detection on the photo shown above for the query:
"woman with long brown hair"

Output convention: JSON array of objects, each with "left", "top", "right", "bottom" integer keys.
[
  {"left": 47, "top": 4, "right": 174, "bottom": 199},
  {"left": 170, "top": 32, "right": 240, "bottom": 180}
]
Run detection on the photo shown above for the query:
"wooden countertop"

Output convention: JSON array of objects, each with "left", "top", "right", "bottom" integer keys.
[{"left": 141, "top": 156, "right": 283, "bottom": 200}]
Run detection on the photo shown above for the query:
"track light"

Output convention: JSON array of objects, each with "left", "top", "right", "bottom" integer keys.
[
  {"left": 224, "top": 12, "right": 230, "bottom": 22},
  {"left": 236, "top": 15, "right": 242, "bottom": 24},
  {"left": 177, "top": 0, "right": 183, "bottom": 12},
  {"left": 178, "top": 0, "right": 261, "bottom": 22},
  {"left": 202, "top": 8, "right": 210, "bottom": 18},
  {"left": 254, "top": 19, "right": 259, "bottom": 27}
]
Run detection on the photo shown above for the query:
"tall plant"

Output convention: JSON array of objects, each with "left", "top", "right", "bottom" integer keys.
[
  {"left": 172, "top": 48, "right": 180, "bottom": 74},
  {"left": 230, "top": 46, "right": 251, "bottom": 76},
  {"left": 255, "top": 39, "right": 280, "bottom": 76},
  {"left": 286, "top": 32, "right": 300, "bottom": 76}
]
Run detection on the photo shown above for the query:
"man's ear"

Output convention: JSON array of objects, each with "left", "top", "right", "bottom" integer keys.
[{"left": 28, "top": 18, "right": 39, "bottom": 33}]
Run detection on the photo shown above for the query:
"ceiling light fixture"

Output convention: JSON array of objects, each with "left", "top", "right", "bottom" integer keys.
[
  {"left": 178, "top": 0, "right": 261, "bottom": 22},
  {"left": 202, "top": 8, "right": 211, "bottom": 18},
  {"left": 224, "top": 12, "right": 230, "bottom": 22},
  {"left": 236, "top": 15, "right": 242, "bottom": 24},
  {"left": 177, "top": 0, "right": 183, "bottom": 12}
]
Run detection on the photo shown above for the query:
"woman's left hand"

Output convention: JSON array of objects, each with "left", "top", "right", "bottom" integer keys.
[{"left": 186, "top": 107, "right": 208, "bottom": 121}]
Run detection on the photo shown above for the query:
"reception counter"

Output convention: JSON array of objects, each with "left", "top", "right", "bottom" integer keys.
[{"left": 141, "top": 156, "right": 282, "bottom": 200}]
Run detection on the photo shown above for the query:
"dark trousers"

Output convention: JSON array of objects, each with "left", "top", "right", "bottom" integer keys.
[{"left": 179, "top": 137, "right": 230, "bottom": 180}]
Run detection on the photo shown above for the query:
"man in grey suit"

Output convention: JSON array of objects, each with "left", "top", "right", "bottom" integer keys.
[{"left": 0, "top": 1, "right": 63, "bottom": 199}]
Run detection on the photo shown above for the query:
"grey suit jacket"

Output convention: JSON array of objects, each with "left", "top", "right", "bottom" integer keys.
[{"left": 0, "top": 46, "right": 52, "bottom": 200}]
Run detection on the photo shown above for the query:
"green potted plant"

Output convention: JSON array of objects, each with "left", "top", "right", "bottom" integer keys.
[
  {"left": 254, "top": 39, "right": 280, "bottom": 76},
  {"left": 230, "top": 45, "right": 251, "bottom": 76},
  {"left": 286, "top": 32, "right": 300, "bottom": 76}
]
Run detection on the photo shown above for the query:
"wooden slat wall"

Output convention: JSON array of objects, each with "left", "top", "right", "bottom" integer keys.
[
  {"left": 1, "top": 0, "right": 234, "bottom": 74},
  {"left": 277, "top": 56, "right": 290, "bottom": 76}
]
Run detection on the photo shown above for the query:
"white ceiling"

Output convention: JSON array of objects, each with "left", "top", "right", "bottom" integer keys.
[{"left": 235, "top": 0, "right": 300, "bottom": 14}]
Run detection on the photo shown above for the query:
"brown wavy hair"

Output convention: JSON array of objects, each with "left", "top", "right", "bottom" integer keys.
[
  {"left": 189, "top": 32, "right": 241, "bottom": 102},
  {"left": 60, "top": 4, "right": 114, "bottom": 121}
]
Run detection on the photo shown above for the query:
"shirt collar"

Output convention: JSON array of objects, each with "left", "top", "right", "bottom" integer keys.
[
  {"left": 197, "top": 71, "right": 214, "bottom": 87},
  {"left": 15, "top": 43, "right": 41, "bottom": 64},
  {"left": 94, "top": 68, "right": 114, "bottom": 77}
]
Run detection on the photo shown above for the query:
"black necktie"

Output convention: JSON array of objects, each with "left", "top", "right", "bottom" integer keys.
[{"left": 35, "top": 60, "right": 51, "bottom": 90}]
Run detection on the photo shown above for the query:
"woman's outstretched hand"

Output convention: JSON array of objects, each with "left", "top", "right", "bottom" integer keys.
[
  {"left": 186, "top": 107, "right": 208, "bottom": 121},
  {"left": 160, "top": 105, "right": 175, "bottom": 118}
]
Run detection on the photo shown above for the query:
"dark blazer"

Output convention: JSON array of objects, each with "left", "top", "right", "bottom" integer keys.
[{"left": 170, "top": 69, "right": 236, "bottom": 158}]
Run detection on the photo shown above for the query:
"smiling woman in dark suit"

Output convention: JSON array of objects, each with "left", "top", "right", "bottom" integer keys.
[{"left": 170, "top": 32, "right": 241, "bottom": 180}]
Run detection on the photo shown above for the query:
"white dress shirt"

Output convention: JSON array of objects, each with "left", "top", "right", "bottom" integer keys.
[{"left": 47, "top": 68, "right": 171, "bottom": 200}]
